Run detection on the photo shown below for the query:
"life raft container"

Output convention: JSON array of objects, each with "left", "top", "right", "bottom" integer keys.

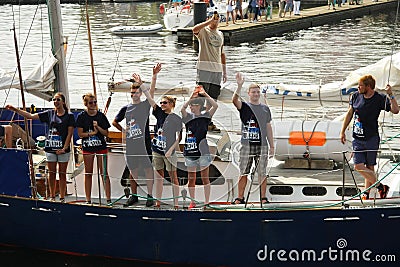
[{"left": 274, "top": 120, "right": 352, "bottom": 162}]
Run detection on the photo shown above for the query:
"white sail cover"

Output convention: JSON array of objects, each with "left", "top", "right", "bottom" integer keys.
[
  {"left": 342, "top": 51, "right": 400, "bottom": 91},
  {"left": 0, "top": 51, "right": 57, "bottom": 99}
]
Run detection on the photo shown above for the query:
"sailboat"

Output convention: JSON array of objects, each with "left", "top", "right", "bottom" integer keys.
[{"left": 1, "top": 1, "right": 400, "bottom": 267}]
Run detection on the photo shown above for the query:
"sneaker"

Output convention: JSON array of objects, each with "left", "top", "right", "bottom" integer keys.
[
  {"left": 107, "top": 199, "right": 112, "bottom": 205},
  {"left": 85, "top": 200, "right": 91, "bottom": 205},
  {"left": 60, "top": 198, "right": 65, "bottom": 203},
  {"left": 123, "top": 195, "right": 138, "bottom": 207},
  {"left": 146, "top": 194, "right": 154, "bottom": 207},
  {"left": 208, "top": 123, "right": 221, "bottom": 133},
  {"left": 188, "top": 202, "right": 196, "bottom": 210},
  {"left": 379, "top": 184, "right": 390, "bottom": 199}
]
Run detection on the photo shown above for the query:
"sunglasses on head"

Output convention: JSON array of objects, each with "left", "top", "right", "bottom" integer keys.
[
  {"left": 160, "top": 101, "right": 169, "bottom": 105},
  {"left": 88, "top": 100, "right": 97, "bottom": 105},
  {"left": 52, "top": 98, "right": 62, "bottom": 102}
]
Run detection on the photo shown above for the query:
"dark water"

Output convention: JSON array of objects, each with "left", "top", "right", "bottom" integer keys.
[{"left": 1, "top": 246, "right": 198, "bottom": 267}]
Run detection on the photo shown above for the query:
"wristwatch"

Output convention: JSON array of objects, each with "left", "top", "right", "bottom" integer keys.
[{"left": 389, "top": 94, "right": 395, "bottom": 100}]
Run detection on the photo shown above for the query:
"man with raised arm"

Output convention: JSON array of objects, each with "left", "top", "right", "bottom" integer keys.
[
  {"left": 231, "top": 72, "right": 274, "bottom": 205},
  {"left": 192, "top": 11, "right": 226, "bottom": 133},
  {"left": 112, "top": 63, "right": 161, "bottom": 207}
]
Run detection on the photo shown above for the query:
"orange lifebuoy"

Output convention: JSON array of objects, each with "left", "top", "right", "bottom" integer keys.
[{"left": 159, "top": 4, "right": 165, "bottom": 14}]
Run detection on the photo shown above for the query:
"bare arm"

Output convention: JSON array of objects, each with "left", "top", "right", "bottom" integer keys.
[
  {"left": 266, "top": 122, "right": 274, "bottom": 157},
  {"left": 5, "top": 105, "right": 39, "bottom": 120},
  {"left": 181, "top": 99, "right": 190, "bottom": 118},
  {"left": 340, "top": 106, "right": 354, "bottom": 144},
  {"left": 112, "top": 119, "right": 124, "bottom": 132},
  {"left": 386, "top": 84, "right": 399, "bottom": 114},
  {"left": 93, "top": 120, "right": 108, "bottom": 137},
  {"left": 150, "top": 63, "right": 162, "bottom": 98},
  {"left": 192, "top": 18, "right": 213, "bottom": 35},
  {"left": 165, "top": 131, "right": 181, "bottom": 157},
  {"left": 77, "top": 127, "right": 97, "bottom": 139},
  {"left": 57, "top": 125, "right": 74, "bottom": 155},
  {"left": 232, "top": 72, "right": 244, "bottom": 110},
  {"left": 200, "top": 89, "right": 218, "bottom": 117},
  {"left": 221, "top": 49, "right": 227, "bottom": 83},
  {"left": 142, "top": 85, "right": 157, "bottom": 108}
]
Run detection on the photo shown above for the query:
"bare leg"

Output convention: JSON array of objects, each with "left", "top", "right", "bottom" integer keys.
[
  {"left": 187, "top": 166, "right": 197, "bottom": 205},
  {"left": 83, "top": 154, "right": 95, "bottom": 202},
  {"left": 58, "top": 161, "right": 68, "bottom": 199},
  {"left": 47, "top": 161, "right": 57, "bottom": 199},
  {"left": 237, "top": 175, "right": 248, "bottom": 200},
  {"left": 354, "top": 163, "right": 377, "bottom": 191},
  {"left": 168, "top": 170, "right": 180, "bottom": 207},
  {"left": 155, "top": 169, "right": 164, "bottom": 206},
  {"left": 144, "top": 167, "right": 154, "bottom": 197},
  {"left": 97, "top": 154, "right": 110, "bottom": 201},
  {"left": 259, "top": 175, "right": 268, "bottom": 203},
  {"left": 200, "top": 167, "right": 210, "bottom": 204}
]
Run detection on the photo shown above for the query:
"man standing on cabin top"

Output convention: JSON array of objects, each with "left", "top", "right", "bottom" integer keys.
[
  {"left": 193, "top": 11, "right": 227, "bottom": 133},
  {"left": 340, "top": 75, "right": 399, "bottom": 200},
  {"left": 231, "top": 72, "right": 274, "bottom": 205}
]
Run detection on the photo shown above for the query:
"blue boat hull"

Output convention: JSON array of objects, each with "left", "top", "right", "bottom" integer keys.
[{"left": 1, "top": 193, "right": 399, "bottom": 266}]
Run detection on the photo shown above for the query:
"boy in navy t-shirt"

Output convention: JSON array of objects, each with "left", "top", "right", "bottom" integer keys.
[{"left": 231, "top": 72, "right": 274, "bottom": 205}]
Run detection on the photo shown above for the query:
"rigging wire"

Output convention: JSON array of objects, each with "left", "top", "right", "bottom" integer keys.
[
  {"left": 2, "top": 3, "right": 41, "bottom": 113},
  {"left": 377, "top": 0, "right": 400, "bottom": 184}
]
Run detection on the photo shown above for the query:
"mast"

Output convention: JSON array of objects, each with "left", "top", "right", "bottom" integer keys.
[
  {"left": 12, "top": 24, "right": 37, "bottom": 199},
  {"left": 46, "top": 0, "right": 70, "bottom": 107},
  {"left": 85, "top": 0, "right": 97, "bottom": 96}
]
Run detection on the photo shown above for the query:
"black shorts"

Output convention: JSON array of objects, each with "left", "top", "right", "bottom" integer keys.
[
  {"left": 197, "top": 70, "right": 222, "bottom": 100},
  {"left": 0, "top": 125, "right": 4, "bottom": 137}
]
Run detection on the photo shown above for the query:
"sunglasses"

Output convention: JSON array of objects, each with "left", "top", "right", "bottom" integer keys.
[
  {"left": 88, "top": 101, "right": 97, "bottom": 105},
  {"left": 190, "top": 103, "right": 200, "bottom": 106},
  {"left": 160, "top": 101, "right": 169, "bottom": 105},
  {"left": 52, "top": 98, "right": 62, "bottom": 102},
  {"left": 131, "top": 91, "right": 140, "bottom": 95}
]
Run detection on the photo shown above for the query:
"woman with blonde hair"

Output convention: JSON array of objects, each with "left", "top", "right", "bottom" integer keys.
[
  {"left": 6, "top": 93, "right": 75, "bottom": 202},
  {"left": 76, "top": 93, "right": 111, "bottom": 204},
  {"left": 150, "top": 95, "right": 182, "bottom": 208}
]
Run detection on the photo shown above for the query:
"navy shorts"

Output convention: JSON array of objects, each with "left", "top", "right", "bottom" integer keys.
[{"left": 352, "top": 136, "right": 380, "bottom": 166}]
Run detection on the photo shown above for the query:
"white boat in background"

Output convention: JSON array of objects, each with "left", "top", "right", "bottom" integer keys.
[
  {"left": 162, "top": 1, "right": 194, "bottom": 31},
  {"left": 110, "top": 23, "right": 163, "bottom": 36},
  {"left": 162, "top": 0, "right": 249, "bottom": 31}
]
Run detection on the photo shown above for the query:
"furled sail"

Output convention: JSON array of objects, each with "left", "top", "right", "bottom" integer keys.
[
  {"left": 341, "top": 51, "right": 400, "bottom": 91},
  {"left": 0, "top": 51, "right": 57, "bottom": 101}
]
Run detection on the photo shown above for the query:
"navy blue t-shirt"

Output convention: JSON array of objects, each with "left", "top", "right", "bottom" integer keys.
[
  {"left": 38, "top": 110, "right": 75, "bottom": 153},
  {"left": 115, "top": 100, "right": 151, "bottom": 156},
  {"left": 182, "top": 112, "right": 211, "bottom": 158},
  {"left": 350, "top": 91, "right": 391, "bottom": 140},
  {"left": 76, "top": 111, "right": 110, "bottom": 152},
  {"left": 238, "top": 102, "right": 272, "bottom": 146},
  {"left": 152, "top": 105, "right": 182, "bottom": 155}
]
